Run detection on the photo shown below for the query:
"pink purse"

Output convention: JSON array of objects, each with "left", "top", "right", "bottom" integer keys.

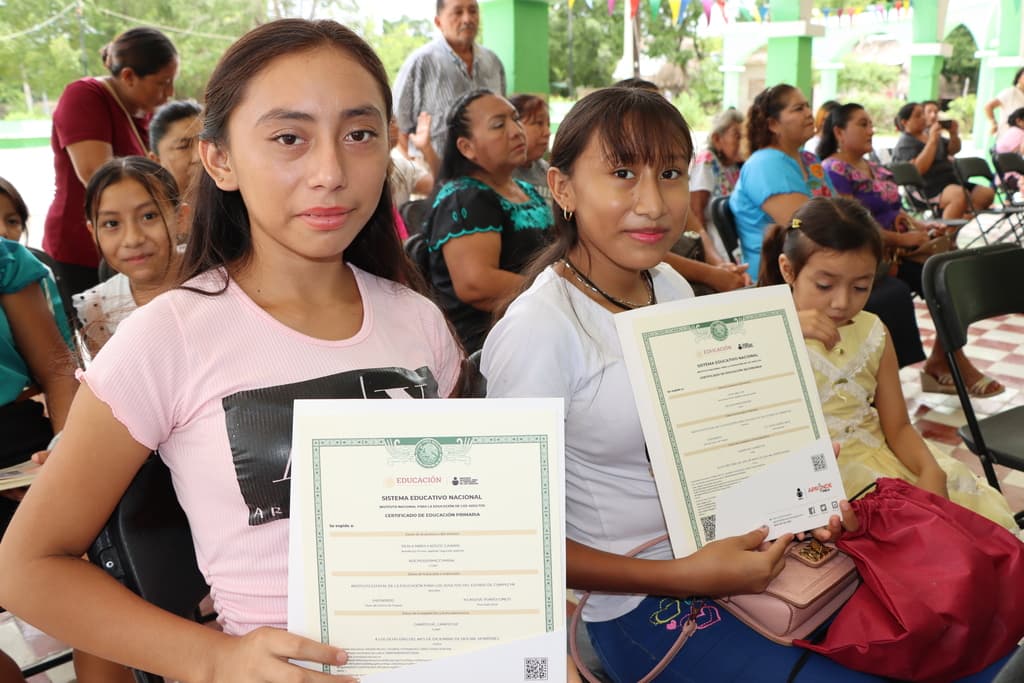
[
  {"left": 570, "top": 538, "right": 859, "bottom": 682},
  {"left": 717, "top": 548, "right": 859, "bottom": 645}
]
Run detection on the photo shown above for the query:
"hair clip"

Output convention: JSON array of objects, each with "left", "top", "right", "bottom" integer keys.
[{"left": 789, "top": 218, "right": 802, "bottom": 231}]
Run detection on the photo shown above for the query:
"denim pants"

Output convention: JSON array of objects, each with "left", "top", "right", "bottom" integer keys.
[{"left": 585, "top": 595, "right": 1011, "bottom": 683}]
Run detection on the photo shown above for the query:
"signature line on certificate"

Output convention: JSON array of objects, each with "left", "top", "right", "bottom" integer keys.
[
  {"left": 333, "top": 609, "right": 542, "bottom": 616},
  {"left": 329, "top": 530, "right": 537, "bottom": 538},
  {"left": 675, "top": 398, "right": 802, "bottom": 428},
  {"left": 667, "top": 372, "right": 794, "bottom": 398},
  {"left": 680, "top": 425, "right": 811, "bottom": 457},
  {"left": 331, "top": 569, "right": 539, "bottom": 576}
]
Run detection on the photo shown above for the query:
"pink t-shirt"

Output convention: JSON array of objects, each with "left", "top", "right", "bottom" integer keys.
[
  {"left": 995, "top": 126, "right": 1024, "bottom": 155},
  {"left": 83, "top": 265, "right": 462, "bottom": 635}
]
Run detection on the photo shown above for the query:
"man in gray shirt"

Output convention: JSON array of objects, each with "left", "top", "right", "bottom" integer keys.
[{"left": 394, "top": 0, "right": 507, "bottom": 162}]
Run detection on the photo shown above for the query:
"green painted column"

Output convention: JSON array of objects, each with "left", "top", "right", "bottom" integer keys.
[
  {"left": 974, "top": 0, "right": 1023, "bottom": 151},
  {"left": 908, "top": 52, "right": 949, "bottom": 102},
  {"left": 479, "top": 0, "right": 550, "bottom": 95},
  {"left": 817, "top": 63, "right": 843, "bottom": 104},
  {"left": 907, "top": 1, "right": 948, "bottom": 102},
  {"left": 764, "top": 0, "right": 821, "bottom": 98}
]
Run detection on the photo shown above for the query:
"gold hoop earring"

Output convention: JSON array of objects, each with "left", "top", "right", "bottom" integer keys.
[{"left": 562, "top": 207, "right": 574, "bottom": 221}]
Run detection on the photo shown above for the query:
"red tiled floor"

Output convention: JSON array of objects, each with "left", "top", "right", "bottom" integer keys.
[{"left": 903, "top": 298, "right": 1024, "bottom": 514}]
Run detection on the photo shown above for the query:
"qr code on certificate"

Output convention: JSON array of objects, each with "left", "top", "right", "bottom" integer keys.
[
  {"left": 524, "top": 656, "right": 548, "bottom": 680},
  {"left": 811, "top": 453, "right": 827, "bottom": 472},
  {"left": 700, "top": 514, "right": 716, "bottom": 541}
]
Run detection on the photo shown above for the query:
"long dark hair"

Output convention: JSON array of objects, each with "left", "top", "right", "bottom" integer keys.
[
  {"left": 747, "top": 83, "right": 797, "bottom": 153},
  {"left": 816, "top": 103, "right": 864, "bottom": 160},
  {"left": 494, "top": 86, "right": 693, "bottom": 320},
  {"left": 100, "top": 27, "right": 177, "bottom": 78},
  {"left": 438, "top": 88, "right": 494, "bottom": 183},
  {"left": 84, "top": 156, "right": 181, "bottom": 268},
  {"left": 181, "top": 19, "right": 423, "bottom": 294},
  {"left": 894, "top": 102, "right": 919, "bottom": 133},
  {"left": 758, "top": 196, "right": 884, "bottom": 286}
]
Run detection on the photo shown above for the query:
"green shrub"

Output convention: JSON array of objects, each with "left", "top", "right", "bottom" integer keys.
[
  {"left": 946, "top": 95, "right": 976, "bottom": 133},
  {"left": 673, "top": 91, "right": 709, "bottom": 131}
]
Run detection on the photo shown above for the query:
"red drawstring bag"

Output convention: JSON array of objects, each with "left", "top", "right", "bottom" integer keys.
[{"left": 796, "top": 478, "right": 1024, "bottom": 682}]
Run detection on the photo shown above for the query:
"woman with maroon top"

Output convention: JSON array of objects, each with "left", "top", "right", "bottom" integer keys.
[{"left": 44, "top": 27, "right": 177, "bottom": 307}]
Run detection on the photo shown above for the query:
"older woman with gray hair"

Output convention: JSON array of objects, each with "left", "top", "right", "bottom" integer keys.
[{"left": 689, "top": 108, "right": 744, "bottom": 264}]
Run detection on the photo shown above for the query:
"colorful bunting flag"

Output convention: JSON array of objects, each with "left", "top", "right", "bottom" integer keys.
[
  {"left": 608, "top": 0, "right": 615, "bottom": 15},
  {"left": 630, "top": 0, "right": 640, "bottom": 17},
  {"left": 648, "top": 0, "right": 662, "bottom": 19},
  {"left": 702, "top": 0, "right": 713, "bottom": 24},
  {"left": 568, "top": 0, "right": 576, "bottom": 8},
  {"left": 669, "top": 0, "right": 682, "bottom": 23}
]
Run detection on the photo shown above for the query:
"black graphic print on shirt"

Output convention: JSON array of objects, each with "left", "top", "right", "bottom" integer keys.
[{"left": 222, "top": 366, "right": 440, "bottom": 526}]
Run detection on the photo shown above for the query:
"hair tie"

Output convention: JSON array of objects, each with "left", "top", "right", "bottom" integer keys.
[{"left": 789, "top": 218, "right": 801, "bottom": 231}]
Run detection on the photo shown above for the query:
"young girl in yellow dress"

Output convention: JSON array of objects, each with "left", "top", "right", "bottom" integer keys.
[{"left": 760, "top": 196, "right": 1017, "bottom": 532}]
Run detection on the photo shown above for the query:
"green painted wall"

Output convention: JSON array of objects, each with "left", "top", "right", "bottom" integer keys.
[
  {"left": 480, "top": 0, "right": 550, "bottom": 95},
  {"left": 908, "top": 55, "right": 945, "bottom": 101}
]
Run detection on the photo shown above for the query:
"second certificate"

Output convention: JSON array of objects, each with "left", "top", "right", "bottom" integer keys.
[{"left": 616, "top": 285, "right": 830, "bottom": 555}]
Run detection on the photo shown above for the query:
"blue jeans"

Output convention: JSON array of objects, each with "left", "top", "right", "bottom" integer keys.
[{"left": 585, "top": 596, "right": 1011, "bottom": 682}]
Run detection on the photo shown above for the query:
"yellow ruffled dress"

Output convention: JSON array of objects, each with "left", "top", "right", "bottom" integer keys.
[{"left": 806, "top": 311, "right": 1017, "bottom": 532}]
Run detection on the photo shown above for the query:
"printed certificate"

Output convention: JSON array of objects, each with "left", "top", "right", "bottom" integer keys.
[
  {"left": 288, "top": 398, "right": 566, "bottom": 682},
  {"left": 615, "top": 285, "right": 845, "bottom": 555}
]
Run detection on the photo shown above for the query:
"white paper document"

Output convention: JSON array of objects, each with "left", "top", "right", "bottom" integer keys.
[
  {"left": 615, "top": 285, "right": 845, "bottom": 555},
  {"left": 288, "top": 398, "right": 566, "bottom": 682}
]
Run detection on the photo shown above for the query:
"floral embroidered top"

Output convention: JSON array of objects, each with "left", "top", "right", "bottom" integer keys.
[
  {"left": 822, "top": 158, "right": 902, "bottom": 232},
  {"left": 690, "top": 149, "right": 740, "bottom": 224},
  {"left": 423, "top": 176, "right": 553, "bottom": 353}
]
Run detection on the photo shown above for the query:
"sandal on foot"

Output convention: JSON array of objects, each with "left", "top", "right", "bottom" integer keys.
[{"left": 920, "top": 370, "right": 1006, "bottom": 398}]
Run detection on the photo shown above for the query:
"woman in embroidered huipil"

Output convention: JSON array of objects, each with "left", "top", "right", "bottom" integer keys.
[
  {"left": 689, "top": 108, "right": 743, "bottom": 264},
  {"left": 820, "top": 103, "right": 1005, "bottom": 398},
  {"left": 423, "top": 88, "right": 553, "bottom": 352}
]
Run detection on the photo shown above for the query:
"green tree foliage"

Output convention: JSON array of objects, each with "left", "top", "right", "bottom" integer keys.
[
  {"left": 548, "top": 0, "right": 720, "bottom": 118},
  {"left": 370, "top": 17, "right": 432, "bottom": 83},
  {"left": 941, "top": 24, "right": 979, "bottom": 95},
  {"left": 640, "top": 1, "right": 721, "bottom": 111},
  {"left": 0, "top": 0, "right": 356, "bottom": 117},
  {"left": 836, "top": 55, "right": 902, "bottom": 133},
  {"left": 837, "top": 55, "right": 901, "bottom": 94},
  {"left": 547, "top": 1, "right": 624, "bottom": 94}
]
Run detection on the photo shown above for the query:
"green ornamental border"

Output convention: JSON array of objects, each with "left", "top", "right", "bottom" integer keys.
[
  {"left": 310, "top": 434, "right": 555, "bottom": 672},
  {"left": 640, "top": 309, "right": 820, "bottom": 548}
]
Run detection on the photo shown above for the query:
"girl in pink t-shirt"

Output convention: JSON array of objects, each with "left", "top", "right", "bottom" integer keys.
[{"left": 0, "top": 19, "right": 462, "bottom": 683}]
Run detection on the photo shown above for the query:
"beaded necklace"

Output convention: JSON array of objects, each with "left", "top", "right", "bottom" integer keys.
[{"left": 561, "top": 258, "right": 656, "bottom": 311}]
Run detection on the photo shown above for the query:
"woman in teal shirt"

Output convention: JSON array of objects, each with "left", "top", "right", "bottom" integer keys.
[
  {"left": 729, "top": 84, "right": 833, "bottom": 279},
  {"left": 0, "top": 238, "right": 77, "bottom": 467}
]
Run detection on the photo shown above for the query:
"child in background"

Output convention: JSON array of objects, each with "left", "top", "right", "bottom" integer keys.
[
  {"left": 760, "top": 196, "right": 1017, "bottom": 531},
  {"left": 0, "top": 177, "right": 28, "bottom": 243},
  {"left": 73, "top": 157, "right": 185, "bottom": 357},
  {"left": 0, "top": 176, "right": 73, "bottom": 343},
  {"left": 0, "top": 18, "right": 461, "bottom": 683}
]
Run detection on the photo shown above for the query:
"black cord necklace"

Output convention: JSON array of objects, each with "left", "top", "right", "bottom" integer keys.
[{"left": 562, "top": 258, "right": 656, "bottom": 311}]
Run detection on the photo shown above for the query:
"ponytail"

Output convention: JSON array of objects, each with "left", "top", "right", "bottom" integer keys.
[
  {"left": 747, "top": 84, "right": 796, "bottom": 153},
  {"left": 758, "top": 223, "right": 791, "bottom": 286}
]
